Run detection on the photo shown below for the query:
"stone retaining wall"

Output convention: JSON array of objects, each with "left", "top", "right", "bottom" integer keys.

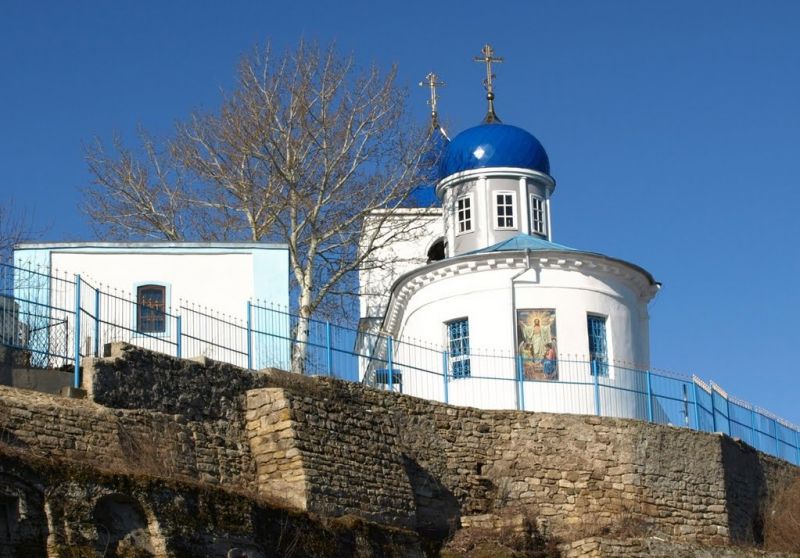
[
  {"left": 247, "top": 372, "right": 799, "bottom": 545},
  {"left": 83, "top": 343, "right": 269, "bottom": 421},
  {"left": 244, "top": 388, "right": 307, "bottom": 510},
  {"left": 560, "top": 536, "right": 797, "bottom": 557},
  {"left": 0, "top": 386, "right": 254, "bottom": 489},
  {"left": 0, "top": 448, "right": 424, "bottom": 558},
  {"left": 1, "top": 344, "right": 797, "bottom": 550}
]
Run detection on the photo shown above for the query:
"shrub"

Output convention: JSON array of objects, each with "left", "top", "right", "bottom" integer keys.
[
  {"left": 441, "top": 510, "right": 560, "bottom": 558},
  {"left": 763, "top": 476, "right": 800, "bottom": 552}
]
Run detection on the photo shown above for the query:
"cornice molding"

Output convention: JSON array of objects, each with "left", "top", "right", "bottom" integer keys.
[
  {"left": 382, "top": 250, "right": 659, "bottom": 337},
  {"left": 436, "top": 167, "right": 556, "bottom": 197}
]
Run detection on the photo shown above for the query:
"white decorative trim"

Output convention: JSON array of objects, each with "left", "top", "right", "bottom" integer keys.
[
  {"left": 518, "top": 177, "right": 529, "bottom": 235},
  {"left": 381, "top": 250, "right": 659, "bottom": 337},
  {"left": 437, "top": 167, "right": 555, "bottom": 197}
]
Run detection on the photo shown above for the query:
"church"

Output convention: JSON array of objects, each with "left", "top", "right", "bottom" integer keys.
[{"left": 359, "top": 45, "right": 661, "bottom": 417}]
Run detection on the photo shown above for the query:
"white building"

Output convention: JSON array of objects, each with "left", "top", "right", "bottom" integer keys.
[
  {"left": 359, "top": 56, "right": 661, "bottom": 418},
  {"left": 12, "top": 242, "right": 289, "bottom": 369}
]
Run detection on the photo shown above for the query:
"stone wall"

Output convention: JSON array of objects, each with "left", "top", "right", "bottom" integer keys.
[
  {"left": 246, "top": 385, "right": 418, "bottom": 529},
  {"left": 0, "top": 447, "right": 424, "bottom": 558},
  {"left": 560, "top": 536, "right": 798, "bottom": 558},
  {"left": 0, "top": 386, "right": 254, "bottom": 489},
  {"left": 244, "top": 388, "right": 307, "bottom": 510},
  {"left": 83, "top": 343, "right": 270, "bottom": 421},
  {"left": 245, "top": 371, "right": 799, "bottom": 546},
  {"left": 720, "top": 437, "right": 799, "bottom": 545},
  {"left": 1, "top": 344, "right": 798, "bottom": 554}
]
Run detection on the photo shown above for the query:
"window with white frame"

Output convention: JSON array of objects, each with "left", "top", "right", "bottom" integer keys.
[
  {"left": 456, "top": 195, "right": 473, "bottom": 234},
  {"left": 494, "top": 192, "right": 516, "bottom": 229},
  {"left": 446, "top": 318, "right": 471, "bottom": 378},
  {"left": 530, "top": 195, "right": 546, "bottom": 236},
  {"left": 587, "top": 314, "right": 609, "bottom": 376}
]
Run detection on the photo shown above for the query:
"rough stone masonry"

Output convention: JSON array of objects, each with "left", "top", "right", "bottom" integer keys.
[{"left": 0, "top": 342, "right": 797, "bottom": 556}]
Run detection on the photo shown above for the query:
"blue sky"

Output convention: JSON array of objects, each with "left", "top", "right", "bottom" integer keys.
[{"left": 2, "top": 1, "right": 799, "bottom": 422}]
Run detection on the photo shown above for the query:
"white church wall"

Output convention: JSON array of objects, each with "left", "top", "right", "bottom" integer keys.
[
  {"left": 439, "top": 169, "right": 555, "bottom": 257},
  {"left": 13, "top": 243, "right": 290, "bottom": 369},
  {"left": 387, "top": 257, "right": 653, "bottom": 419},
  {"left": 50, "top": 251, "right": 258, "bottom": 316},
  {"left": 358, "top": 210, "right": 442, "bottom": 319}
]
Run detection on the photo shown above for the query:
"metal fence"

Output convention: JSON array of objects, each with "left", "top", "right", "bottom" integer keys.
[{"left": 2, "top": 260, "right": 798, "bottom": 465}]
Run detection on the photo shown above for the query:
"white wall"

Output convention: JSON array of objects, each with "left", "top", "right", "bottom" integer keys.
[
  {"left": 383, "top": 255, "right": 655, "bottom": 418},
  {"left": 52, "top": 251, "right": 256, "bottom": 317},
  {"left": 359, "top": 210, "right": 443, "bottom": 319},
  {"left": 13, "top": 244, "right": 290, "bottom": 370},
  {"left": 439, "top": 169, "right": 555, "bottom": 256}
]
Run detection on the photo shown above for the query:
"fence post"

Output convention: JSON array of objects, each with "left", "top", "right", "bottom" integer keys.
[
  {"left": 771, "top": 417, "right": 779, "bottom": 456},
  {"left": 749, "top": 406, "right": 758, "bottom": 449},
  {"left": 387, "top": 335, "right": 394, "bottom": 391},
  {"left": 175, "top": 316, "right": 182, "bottom": 359},
  {"left": 325, "top": 321, "right": 332, "bottom": 377},
  {"left": 710, "top": 389, "right": 719, "bottom": 432},
  {"left": 93, "top": 288, "right": 100, "bottom": 357},
  {"left": 246, "top": 301, "right": 252, "bottom": 370},
  {"left": 725, "top": 396, "right": 732, "bottom": 436},
  {"left": 645, "top": 370, "right": 653, "bottom": 423},
  {"left": 73, "top": 274, "right": 81, "bottom": 389},
  {"left": 516, "top": 354, "right": 525, "bottom": 411},
  {"left": 692, "top": 382, "right": 702, "bottom": 431},
  {"left": 592, "top": 360, "right": 601, "bottom": 416},
  {"left": 442, "top": 351, "right": 448, "bottom": 404},
  {"left": 795, "top": 429, "right": 800, "bottom": 466}
]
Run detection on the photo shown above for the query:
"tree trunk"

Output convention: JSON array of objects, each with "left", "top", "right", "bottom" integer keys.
[{"left": 291, "top": 289, "right": 312, "bottom": 374}]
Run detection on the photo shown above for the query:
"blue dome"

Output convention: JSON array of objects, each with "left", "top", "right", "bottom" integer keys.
[
  {"left": 408, "top": 126, "right": 449, "bottom": 207},
  {"left": 440, "top": 122, "right": 550, "bottom": 177},
  {"left": 409, "top": 184, "right": 440, "bottom": 206}
]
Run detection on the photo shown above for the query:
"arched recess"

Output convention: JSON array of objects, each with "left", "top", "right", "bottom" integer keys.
[
  {"left": 426, "top": 237, "right": 446, "bottom": 263},
  {"left": 0, "top": 472, "right": 47, "bottom": 556},
  {"left": 92, "top": 494, "right": 154, "bottom": 557}
]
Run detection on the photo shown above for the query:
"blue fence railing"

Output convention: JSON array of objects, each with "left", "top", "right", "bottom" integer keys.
[{"left": 1, "top": 260, "right": 799, "bottom": 466}]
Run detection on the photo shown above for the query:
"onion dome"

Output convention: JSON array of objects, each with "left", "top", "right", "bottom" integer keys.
[
  {"left": 439, "top": 122, "right": 550, "bottom": 178},
  {"left": 409, "top": 123, "right": 449, "bottom": 207}
]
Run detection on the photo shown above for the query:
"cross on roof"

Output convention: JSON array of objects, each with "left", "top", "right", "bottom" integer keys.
[
  {"left": 419, "top": 72, "right": 446, "bottom": 120},
  {"left": 473, "top": 43, "right": 504, "bottom": 123},
  {"left": 474, "top": 43, "right": 503, "bottom": 96}
]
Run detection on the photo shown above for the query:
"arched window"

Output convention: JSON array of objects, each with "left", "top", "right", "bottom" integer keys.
[{"left": 137, "top": 285, "right": 166, "bottom": 334}]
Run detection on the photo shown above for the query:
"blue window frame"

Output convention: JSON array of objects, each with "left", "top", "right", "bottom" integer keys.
[
  {"left": 137, "top": 285, "right": 166, "bottom": 334},
  {"left": 447, "top": 318, "right": 471, "bottom": 378},
  {"left": 587, "top": 315, "right": 608, "bottom": 376}
]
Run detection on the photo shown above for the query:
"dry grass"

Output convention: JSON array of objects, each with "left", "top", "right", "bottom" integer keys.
[
  {"left": 441, "top": 510, "right": 560, "bottom": 558},
  {"left": 562, "top": 510, "right": 650, "bottom": 543},
  {"left": 763, "top": 476, "right": 800, "bottom": 552}
]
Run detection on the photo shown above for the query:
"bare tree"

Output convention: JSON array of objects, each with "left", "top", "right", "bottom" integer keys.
[
  {"left": 83, "top": 42, "right": 435, "bottom": 372},
  {"left": 0, "top": 201, "right": 35, "bottom": 262}
]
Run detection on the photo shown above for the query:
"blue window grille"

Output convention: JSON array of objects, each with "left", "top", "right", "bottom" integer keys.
[
  {"left": 137, "top": 285, "right": 166, "bottom": 333},
  {"left": 587, "top": 315, "right": 608, "bottom": 376},
  {"left": 447, "top": 318, "right": 471, "bottom": 378}
]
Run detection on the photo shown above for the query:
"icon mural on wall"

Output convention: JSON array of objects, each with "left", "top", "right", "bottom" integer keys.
[{"left": 517, "top": 309, "right": 558, "bottom": 380}]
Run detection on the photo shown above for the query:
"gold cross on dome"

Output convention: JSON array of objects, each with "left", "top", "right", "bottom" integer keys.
[
  {"left": 473, "top": 43, "right": 504, "bottom": 95},
  {"left": 419, "top": 72, "right": 446, "bottom": 116}
]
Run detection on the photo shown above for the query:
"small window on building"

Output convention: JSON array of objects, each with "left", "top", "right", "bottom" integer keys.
[
  {"left": 587, "top": 315, "right": 608, "bottom": 376},
  {"left": 137, "top": 285, "right": 166, "bottom": 334},
  {"left": 447, "top": 318, "right": 471, "bottom": 378},
  {"left": 495, "top": 192, "right": 516, "bottom": 229},
  {"left": 457, "top": 195, "right": 473, "bottom": 234},
  {"left": 530, "top": 195, "right": 546, "bottom": 236}
]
